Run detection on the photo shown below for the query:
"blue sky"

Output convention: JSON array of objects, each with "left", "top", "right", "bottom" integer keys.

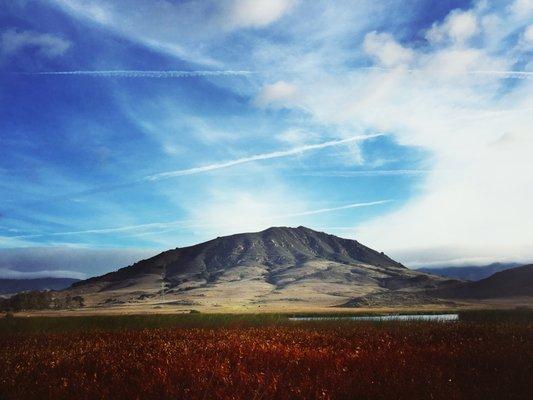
[{"left": 0, "top": 0, "right": 532, "bottom": 278}]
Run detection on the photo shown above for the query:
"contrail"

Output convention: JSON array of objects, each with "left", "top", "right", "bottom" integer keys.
[
  {"left": 131, "top": 200, "right": 395, "bottom": 237},
  {"left": 293, "top": 169, "right": 426, "bottom": 177},
  {"left": 451, "top": 107, "right": 533, "bottom": 122},
  {"left": 12, "top": 200, "right": 391, "bottom": 239},
  {"left": 278, "top": 200, "right": 393, "bottom": 218},
  {"left": 14, "top": 70, "right": 255, "bottom": 78},
  {"left": 0, "top": 133, "right": 383, "bottom": 213},
  {"left": 18, "top": 68, "right": 531, "bottom": 79},
  {"left": 144, "top": 133, "right": 383, "bottom": 181},
  {"left": 465, "top": 70, "right": 533, "bottom": 79},
  {"left": 12, "top": 219, "right": 187, "bottom": 239},
  {"left": 363, "top": 67, "right": 533, "bottom": 79}
]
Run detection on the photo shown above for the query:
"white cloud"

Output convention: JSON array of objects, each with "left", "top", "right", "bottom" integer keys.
[
  {"left": 0, "top": 268, "right": 87, "bottom": 279},
  {"left": 275, "top": 128, "right": 319, "bottom": 146},
  {"left": 363, "top": 31, "right": 413, "bottom": 67},
  {"left": 0, "top": 29, "right": 71, "bottom": 58},
  {"left": 426, "top": 10, "right": 478, "bottom": 44},
  {"left": 242, "top": 1, "right": 533, "bottom": 265},
  {"left": 509, "top": 0, "right": 533, "bottom": 15},
  {"left": 186, "top": 189, "right": 301, "bottom": 237},
  {"left": 421, "top": 47, "right": 508, "bottom": 78},
  {"left": 52, "top": 0, "right": 111, "bottom": 24},
  {"left": 520, "top": 24, "right": 533, "bottom": 49},
  {"left": 254, "top": 81, "right": 299, "bottom": 107},
  {"left": 49, "top": 0, "right": 218, "bottom": 65},
  {"left": 391, "top": 246, "right": 532, "bottom": 268},
  {"left": 525, "top": 25, "right": 533, "bottom": 42},
  {"left": 49, "top": 0, "right": 297, "bottom": 66},
  {"left": 350, "top": 41, "right": 533, "bottom": 265},
  {"left": 0, "top": 247, "right": 155, "bottom": 278},
  {"left": 221, "top": 0, "right": 297, "bottom": 29}
]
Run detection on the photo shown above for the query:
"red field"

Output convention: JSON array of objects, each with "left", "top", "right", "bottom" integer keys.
[{"left": 1, "top": 321, "right": 532, "bottom": 400}]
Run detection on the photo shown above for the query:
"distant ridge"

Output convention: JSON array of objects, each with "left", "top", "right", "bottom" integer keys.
[
  {"left": 0, "top": 278, "right": 80, "bottom": 295},
  {"left": 434, "top": 264, "right": 533, "bottom": 299},
  {"left": 417, "top": 262, "right": 520, "bottom": 281}
]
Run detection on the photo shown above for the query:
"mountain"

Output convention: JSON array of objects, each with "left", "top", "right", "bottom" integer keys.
[
  {"left": 434, "top": 264, "right": 533, "bottom": 299},
  {"left": 66, "top": 226, "right": 456, "bottom": 309},
  {"left": 416, "top": 263, "right": 520, "bottom": 281},
  {"left": 0, "top": 278, "right": 80, "bottom": 296}
]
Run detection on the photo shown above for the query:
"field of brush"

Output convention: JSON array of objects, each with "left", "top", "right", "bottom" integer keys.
[{"left": 0, "top": 310, "right": 532, "bottom": 400}]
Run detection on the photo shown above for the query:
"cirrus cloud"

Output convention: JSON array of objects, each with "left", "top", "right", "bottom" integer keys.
[
  {"left": 0, "top": 28, "right": 71, "bottom": 58},
  {"left": 254, "top": 81, "right": 299, "bottom": 107},
  {"left": 220, "top": 0, "right": 298, "bottom": 29}
]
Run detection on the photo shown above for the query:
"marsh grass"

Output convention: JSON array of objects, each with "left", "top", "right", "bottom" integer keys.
[
  {"left": 1, "top": 308, "right": 531, "bottom": 334},
  {"left": 0, "top": 313, "right": 286, "bottom": 334}
]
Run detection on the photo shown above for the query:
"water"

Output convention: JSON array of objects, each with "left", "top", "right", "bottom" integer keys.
[{"left": 289, "top": 314, "right": 459, "bottom": 322}]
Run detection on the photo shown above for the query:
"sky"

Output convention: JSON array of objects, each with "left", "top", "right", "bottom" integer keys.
[{"left": 0, "top": 0, "right": 532, "bottom": 279}]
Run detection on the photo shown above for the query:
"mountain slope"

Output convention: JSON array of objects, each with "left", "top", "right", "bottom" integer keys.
[
  {"left": 434, "top": 264, "right": 533, "bottom": 299},
  {"left": 67, "top": 226, "right": 455, "bottom": 309}
]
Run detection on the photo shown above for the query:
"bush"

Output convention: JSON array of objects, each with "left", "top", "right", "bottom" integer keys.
[
  {"left": 0, "top": 292, "right": 85, "bottom": 311},
  {"left": 53, "top": 295, "right": 85, "bottom": 309},
  {"left": 0, "top": 291, "right": 53, "bottom": 311}
]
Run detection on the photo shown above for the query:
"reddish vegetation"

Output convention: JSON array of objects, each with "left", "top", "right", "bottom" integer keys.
[{"left": 1, "top": 323, "right": 531, "bottom": 400}]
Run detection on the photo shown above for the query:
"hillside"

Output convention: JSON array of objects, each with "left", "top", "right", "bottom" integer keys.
[{"left": 67, "top": 226, "right": 455, "bottom": 309}]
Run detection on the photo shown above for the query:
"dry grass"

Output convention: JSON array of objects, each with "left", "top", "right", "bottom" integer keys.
[{"left": 0, "top": 315, "right": 531, "bottom": 399}]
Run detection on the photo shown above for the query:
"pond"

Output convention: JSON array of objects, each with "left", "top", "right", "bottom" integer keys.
[{"left": 289, "top": 314, "right": 459, "bottom": 322}]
